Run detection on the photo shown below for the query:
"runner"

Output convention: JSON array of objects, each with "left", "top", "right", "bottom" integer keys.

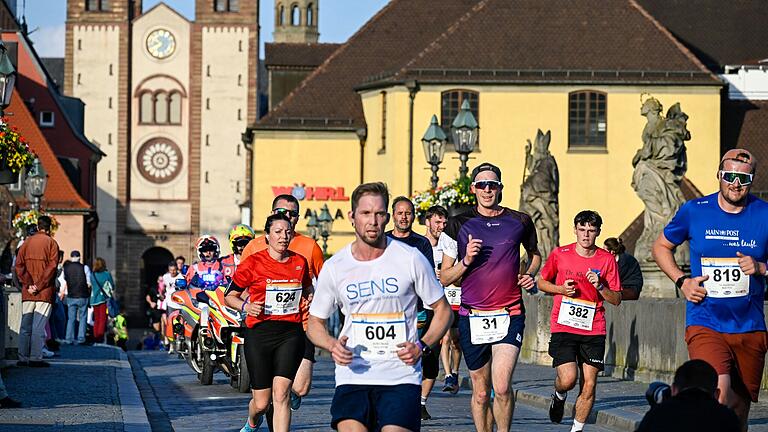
[
  {"left": 385, "top": 196, "right": 438, "bottom": 420},
  {"left": 537, "top": 210, "right": 621, "bottom": 432},
  {"left": 652, "top": 148, "right": 768, "bottom": 430},
  {"left": 307, "top": 182, "right": 453, "bottom": 432},
  {"left": 440, "top": 162, "right": 540, "bottom": 432},
  {"left": 239, "top": 194, "right": 324, "bottom": 414},
  {"left": 423, "top": 205, "right": 462, "bottom": 394},
  {"left": 226, "top": 212, "right": 313, "bottom": 432}
]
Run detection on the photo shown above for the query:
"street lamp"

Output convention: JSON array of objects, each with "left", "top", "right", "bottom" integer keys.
[
  {"left": 0, "top": 40, "right": 16, "bottom": 118},
  {"left": 24, "top": 158, "right": 47, "bottom": 211},
  {"left": 451, "top": 99, "right": 479, "bottom": 179},
  {"left": 422, "top": 114, "right": 447, "bottom": 189},
  {"left": 306, "top": 210, "right": 319, "bottom": 241},
  {"left": 317, "top": 204, "right": 334, "bottom": 255}
]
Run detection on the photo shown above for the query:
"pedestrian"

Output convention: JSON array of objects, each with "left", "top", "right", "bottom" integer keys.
[
  {"left": 145, "top": 275, "right": 164, "bottom": 336},
  {"left": 14, "top": 215, "right": 60, "bottom": 367},
  {"left": 636, "top": 359, "right": 739, "bottom": 432},
  {"left": 386, "top": 196, "right": 440, "bottom": 420},
  {"left": 50, "top": 250, "right": 67, "bottom": 345},
  {"left": 113, "top": 304, "right": 128, "bottom": 351},
  {"left": 603, "top": 237, "right": 643, "bottom": 300},
  {"left": 238, "top": 193, "right": 325, "bottom": 415},
  {"left": 440, "top": 163, "right": 541, "bottom": 432},
  {"left": 538, "top": 210, "right": 622, "bottom": 432},
  {"left": 0, "top": 375, "right": 20, "bottom": 408},
  {"left": 226, "top": 212, "right": 314, "bottom": 432},
  {"left": 652, "top": 148, "right": 768, "bottom": 431},
  {"left": 60, "top": 250, "right": 92, "bottom": 345},
  {"left": 308, "top": 182, "right": 453, "bottom": 432},
  {"left": 90, "top": 257, "right": 115, "bottom": 344}
]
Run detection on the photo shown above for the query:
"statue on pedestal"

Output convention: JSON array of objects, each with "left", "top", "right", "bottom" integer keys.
[
  {"left": 520, "top": 129, "right": 559, "bottom": 260},
  {"left": 631, "top": 95, "right": 690, "bottom": 265}
]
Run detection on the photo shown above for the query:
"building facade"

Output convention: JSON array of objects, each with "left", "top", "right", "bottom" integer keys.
[{"left": 64, "top": 0, "right": 258, "bottom": 320}]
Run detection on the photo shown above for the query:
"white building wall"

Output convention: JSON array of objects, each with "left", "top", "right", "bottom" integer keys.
[{"left": 722, "top": 65, "right": 768, "bottom": 100}]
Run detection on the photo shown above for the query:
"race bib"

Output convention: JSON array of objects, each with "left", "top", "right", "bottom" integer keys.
[
  {"left": 264, "top": 283, "right": 302, "bottom": 315},
  {"left": 469, "top": 309, "right": 510, "bottom": 345},
  {"left": 701, "top": 257, "right": 749, "bottom": 298},
  {"left": 351, "top": 312, "right": 406, "bottom": 361},
  {"left": 444, "top": 286, "right": 461, "bottom": 307},
  {"left": 557, "top": 298, "right": 596, "bottom": 331}
]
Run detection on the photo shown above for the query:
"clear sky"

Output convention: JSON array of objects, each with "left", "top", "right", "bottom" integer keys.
[{"left": 23, "top": 0, "right": 389, "bottom": 58}]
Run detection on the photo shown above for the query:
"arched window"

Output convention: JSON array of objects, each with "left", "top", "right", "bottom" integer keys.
[
  {"left": 277, "top": 4, "right": 285, "bottom": 26},
  {"left": 291, "top": 5, "right": 300, "bottom": 26},
  {"left": 154, "top": 91, "right": 168, "bottom": 123},
  {"left": 307, "top": 4, "right": 314, "bottom": 26},
  {"left": 169, "top": 92, "right": 182, "bottom": 124},
  {"left": 139, "top": 92, "right": 153, "bottom": 124},
  {"left": 568, "top": 90, "right": 607, "bottom": 148}
]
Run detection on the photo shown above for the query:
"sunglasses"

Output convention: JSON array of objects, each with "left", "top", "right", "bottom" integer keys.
[
  {"left": 233, "top": 238, "right": 251, "bottom": 247},
  {"left": 274, "top": 208, "right": 300, "bottom": 218},
  {"left": 720, "top": 171, "right": 753, "bottom": 186},
  {"left": 472, "top": 180, "right": 503, "bottom": 191}
]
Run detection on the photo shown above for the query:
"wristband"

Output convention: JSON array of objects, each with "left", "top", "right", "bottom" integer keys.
[
  {"left": 241, "top": 300, "right": 248, "bottom": 312},
  {"left": 597, "top": 283, "right": 605, "bottom": 291},
  {"left": 675, "top": 275, "right": 689, "bottom": 290},
  {"left": 462, "top": 258, "right": 470, "bottom": 267}
]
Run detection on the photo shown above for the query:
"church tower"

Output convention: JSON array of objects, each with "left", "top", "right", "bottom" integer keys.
[{"left": 273, "top": 0, "right": 318, "bottom": 43}]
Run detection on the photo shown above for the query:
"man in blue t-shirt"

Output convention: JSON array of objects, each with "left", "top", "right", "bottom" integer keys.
[{"left": 653, "top": 148, "right": 768, "bottom": 430}]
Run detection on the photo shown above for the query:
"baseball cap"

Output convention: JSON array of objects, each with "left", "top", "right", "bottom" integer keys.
[
  {"left": 721, "top": 149, "right": 756, "bottom": 171},
  {"left": 471, "top": 162, "right": 502, "bottom": 182},
  {"left": 70, "top": 250, "right": 81, "bottom": 258}
]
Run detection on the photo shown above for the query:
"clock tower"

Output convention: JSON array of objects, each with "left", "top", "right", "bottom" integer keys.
[{"left": 65, "top": 0, "right": 259, "bottom": 320}]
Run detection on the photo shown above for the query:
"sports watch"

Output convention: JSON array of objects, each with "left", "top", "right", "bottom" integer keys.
[
  {"left": 416, "top": 340, "right": 433, "bottom": 357},
  {"left": 675, "top": 275, "right": 690, "bottom": 290}
]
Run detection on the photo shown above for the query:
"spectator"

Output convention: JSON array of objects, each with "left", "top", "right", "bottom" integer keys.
[
  {"left": 636, "top": 359, "right": 739, "bottom": 432},
  {"left": 113, "top": 304, "right": 128, "bottom": 351},
  {"left": 0, "top": 375, "right": 20, "bottom": 408},
  {"left": 603, "top": 237, "right": 643, "bottom": 300},
  {"left": 90, "top": 257, "right": 115, "bottom": 344},
  {"left": 175, "top": 255, "right": 189, "bottom": 276},
  {"left": 14, "top": 215, "right": 60, "bottom": 367},
  {"left": 49, "top": 251, "right": 67, "bottom": 344},
  {"left": 60, "top": 250, "right": 92, "bottom": 345}
]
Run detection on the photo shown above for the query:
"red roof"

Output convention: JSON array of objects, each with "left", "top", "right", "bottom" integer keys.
[{"left": 7, "top": 88, "right": 91, "bottom": 211}]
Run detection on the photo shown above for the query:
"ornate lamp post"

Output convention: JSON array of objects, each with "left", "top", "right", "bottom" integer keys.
[
  {"left": 306, "top": 210, "right": 319, "bottom": 241},
  {"left": 317, "top": 204, "right": 334, "bottom": 255},
  {"left": 24, "top": 158, "right": 47, "bottom": 211},
  {"left": 0, "top": 40, "right": 16, "bottom": 118},
  {"left": 451, "top": 99, "right": 479, "bottom": 179},
  {"left": 422, "top": 115, "right": 447, "bottom": 189}
]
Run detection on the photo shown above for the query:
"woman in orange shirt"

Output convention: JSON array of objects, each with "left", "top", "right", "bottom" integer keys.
[{"left": 226, "top": 213, "right": 313, "bottom": 432}]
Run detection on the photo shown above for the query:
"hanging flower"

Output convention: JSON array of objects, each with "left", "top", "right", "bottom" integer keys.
[
  {"left": 12, "top": 209, "right": 59, "bottom": 238},
  {"left": 412, "top": 176, "right": 476, "bottom": 221},
  {"left": 0, "top": 118, "right": 36, "bottom": 173}
]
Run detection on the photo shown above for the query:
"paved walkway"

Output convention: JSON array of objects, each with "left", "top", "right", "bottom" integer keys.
[{"left": 0, "top": 344, "right": 150, "bottom": 432}]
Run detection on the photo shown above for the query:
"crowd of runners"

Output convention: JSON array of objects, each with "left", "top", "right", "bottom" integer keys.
[{"left": 171, "top": 148, "right": 766, "bottom": 432}]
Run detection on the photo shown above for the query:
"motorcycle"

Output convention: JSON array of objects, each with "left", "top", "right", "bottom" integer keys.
[{"left": 165, "top": 278, "right": 206, "bottom": 375}]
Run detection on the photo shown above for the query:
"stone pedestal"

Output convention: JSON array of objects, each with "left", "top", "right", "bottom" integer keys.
[
  {"left": 1, "top": 283, "right": 21, "bottom": 361},
  {"left": 639, "top": 262, "right": 684, "bottom": 298}
]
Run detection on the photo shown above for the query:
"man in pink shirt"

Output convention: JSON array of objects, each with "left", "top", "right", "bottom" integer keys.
[{"left": 537, "top": 210, "right": 622, "bottom": 432}]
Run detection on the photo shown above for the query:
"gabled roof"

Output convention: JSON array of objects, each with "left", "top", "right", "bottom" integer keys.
[
  {"left": 7, "top": 88, "right": 91, "bottom": 212},
  {"left": 265, "top": 43, "right": 341, "bottom": 69},
  {"left": 256, "top": 0, "right": 720, "bottom": 131},
  {"left": 41, "top": 58, "right": 64, "bottom": 88},
  {"left": 637, "top": 0, "right": 768, "bottom": 70}
]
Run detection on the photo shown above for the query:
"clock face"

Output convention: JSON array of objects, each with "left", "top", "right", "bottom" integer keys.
[
  {"left": 137, "top": 139, "right": 183, "bottom": 184},
  {"left": 146, "top": 29, "right": 176, "bottom": 59}
]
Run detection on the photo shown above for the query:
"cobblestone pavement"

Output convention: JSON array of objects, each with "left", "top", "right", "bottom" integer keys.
[
  {"left": 130, "top": 351, "right": 615, "bottom": 431},
  {"left": 0, "top": 344, "right": 128, "bottom": 432}
]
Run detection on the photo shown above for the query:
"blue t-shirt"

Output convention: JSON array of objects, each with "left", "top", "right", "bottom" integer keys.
[{"left": 664, "top": 192, "right": 768, "bottom": 333}]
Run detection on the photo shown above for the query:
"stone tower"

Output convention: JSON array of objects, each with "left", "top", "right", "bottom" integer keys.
[{"left": 273, "top": 0, "right": 319, "bottom": 43}]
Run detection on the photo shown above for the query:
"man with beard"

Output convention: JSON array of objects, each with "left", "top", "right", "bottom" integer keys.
[
  {"left": 308, "top": 182, "right": 452, "bottom": 432},
  {"left": 653, "top": 149, "right": 768, "bottom": 431}
]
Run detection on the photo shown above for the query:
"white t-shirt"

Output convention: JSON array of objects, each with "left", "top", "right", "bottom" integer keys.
[
  {"left": 438, "top": 232, "right": 458, "bottom": 260},
  {"left": 310, "top": 238, "right": 445, "bottom": 386},
  {"left": 162, "top": 272, "right": 185, "bottom": 309}
]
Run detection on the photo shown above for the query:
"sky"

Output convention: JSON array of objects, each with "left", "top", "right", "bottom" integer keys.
[{"left": 22, "top": 0, "right": 389, "bottom": 58}]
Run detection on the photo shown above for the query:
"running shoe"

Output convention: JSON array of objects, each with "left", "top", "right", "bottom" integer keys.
[
  {"left": 42, "top": 347, "right": 55, "bottom": 358},
  {"left": 549, "top": 393, "right": 566, "bottom": 423},
  {"left": 450, "top": 374, "right": 460, "bottom": 394},
  {"left": 239, "top": 414, "right": 263, "bottom": 432},
  {"left": 442, "top": 374, "right": 456, "bottom": 393},
  {"left": 420, "top": 404, "right": 432, "bottom": 420},
  {"left": 290, "top": 391, "right": 302, "bottom": 411}
]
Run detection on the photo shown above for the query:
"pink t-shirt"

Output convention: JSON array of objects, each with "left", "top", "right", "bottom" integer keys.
[{"left": 540, "top": 243, "right": 620, "bottom": 336}]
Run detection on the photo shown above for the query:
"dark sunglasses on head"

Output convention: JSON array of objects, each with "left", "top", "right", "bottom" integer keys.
[
  {"left": 274, "top": 208, "right": 300, "bottom": 218},
  {"left": 473, "top": 180, "right": 503, "bottom": 190},
  {"left": 720, "top": 171, "right": 753, "bottom": 186}
]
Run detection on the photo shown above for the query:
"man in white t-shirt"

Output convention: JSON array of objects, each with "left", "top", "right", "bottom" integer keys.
[
  {"left": 161, "top": 261, "right": 184, "bottom": 309},
  {"left": 308, "top": 182, "right": 453, "bottom": 432}
]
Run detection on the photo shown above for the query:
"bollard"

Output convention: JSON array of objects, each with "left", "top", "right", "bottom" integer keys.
[{"left": 2, "top": 282, "right": 20, "bottom": 361}]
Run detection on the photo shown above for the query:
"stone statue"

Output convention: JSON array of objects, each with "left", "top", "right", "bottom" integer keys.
[
  {"left": 631, "top": 95, "right": 690, "bottom": 264},
  {"left": 520, "top": 129, "right": 559, "bottom": 260}
]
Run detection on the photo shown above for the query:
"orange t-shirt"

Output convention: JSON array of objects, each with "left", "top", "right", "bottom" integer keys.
[{"left": 233, "top": 249, "right": 312, "bottom": 328}]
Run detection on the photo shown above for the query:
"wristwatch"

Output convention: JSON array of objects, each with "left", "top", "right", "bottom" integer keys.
[
  {"left": 416, "top": 340, "right": 433, "bottom": 357},
  {"left": 675, "top": 275, "right": 690, "bottom": 290}
]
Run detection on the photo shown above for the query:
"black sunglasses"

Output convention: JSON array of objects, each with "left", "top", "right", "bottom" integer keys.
[
  {"left": 274, "top": 208, "right": 300, "bottom": 218},
  {"left": 473, "top": 180, "right": 503, "bottom": 191}
]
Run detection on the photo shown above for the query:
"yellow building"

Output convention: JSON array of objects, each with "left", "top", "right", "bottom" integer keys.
[{"left": 247, "top": 0, "right": 723, "bottom": 252}]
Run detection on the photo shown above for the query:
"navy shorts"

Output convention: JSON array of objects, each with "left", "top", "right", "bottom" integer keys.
[
  {"left": 458, "top": 313, "right": 525, "bottom": 371},
  {"left": 331, "top": 384, "right": 421, "bottom": 431}
]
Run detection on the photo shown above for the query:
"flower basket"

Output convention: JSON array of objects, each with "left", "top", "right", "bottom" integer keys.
[
  {"left": 0, "top": 118, "right": 35, "bottom": 184},
  {"left": 12, "top": 209, "right": 59, "bottom": 238},
  {"left": 412, "top": 177, "right": 476, "bottom": 224}
]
